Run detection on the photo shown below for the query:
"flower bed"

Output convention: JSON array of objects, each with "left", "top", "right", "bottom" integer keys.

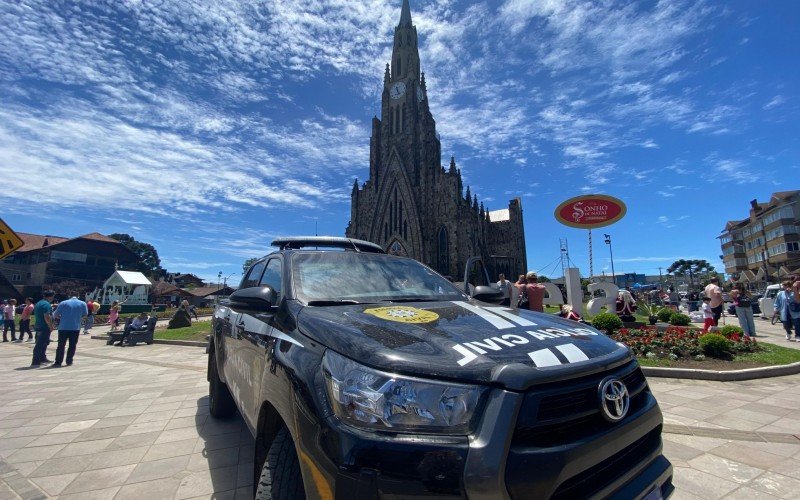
[{"left": 610, "top": 326, "right": 759, "bottom": 361}]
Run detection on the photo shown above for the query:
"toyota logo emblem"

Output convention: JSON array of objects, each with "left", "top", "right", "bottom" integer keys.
[{"left": 598, "top": 377, "right": 630, "bottom": 422}]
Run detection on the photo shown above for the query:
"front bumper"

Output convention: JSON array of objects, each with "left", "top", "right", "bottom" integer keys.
[{"left": 303, "top": 386, "right": 671, "bottom": 499}]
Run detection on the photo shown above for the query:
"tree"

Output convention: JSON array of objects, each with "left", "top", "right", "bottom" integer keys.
[
  {"left": 109, "top": 233, "right": 163, "bottom": 278},
  {"left": 242, "top": 257, "right": 259, "bottom": 275},
  {"left": 666, "top": 259, "right": 716, "bottom": 289},
  {"left": 46, "top": 280, "right": 89, "bottom": 300}
]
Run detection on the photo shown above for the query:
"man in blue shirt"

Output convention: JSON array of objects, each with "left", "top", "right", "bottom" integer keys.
[
  {"left": 52, "top": 295, "right": 88, "bottom": 367},
  {"left": 31, "top": 290, "right": 55, "bottom": 367}
]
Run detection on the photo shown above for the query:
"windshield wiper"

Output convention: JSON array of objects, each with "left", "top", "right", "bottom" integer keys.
[
  {"left": 306, "top": 299, "right": 365, "bottom": 306},
  {"left": 380, "top": 297, "right": 437, "bottom": 303}
]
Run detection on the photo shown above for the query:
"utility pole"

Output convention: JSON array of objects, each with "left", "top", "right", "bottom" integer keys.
[{"left": 658, "top": 267, "right": 663, "bottom": 288}]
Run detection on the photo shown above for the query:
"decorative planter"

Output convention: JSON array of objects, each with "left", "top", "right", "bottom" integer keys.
[{"left": 649, "top": 316, "right": 657, "bottom": 325}]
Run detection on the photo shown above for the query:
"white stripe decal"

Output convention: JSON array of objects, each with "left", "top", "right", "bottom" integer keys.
[
  {"left": 556, "top": 343, "right": 589, "bottom": 363},
  {"left": 528, "top": 348, "right": 561, "bottom": 367},
  {"left": 485, "top": 307, "right": 537, "bottom": 326},
  {"left": 453, "top": 302, "right": 515, "bottom": 329},
  {"left": 453, "top": 344, "right": 478, "bottom": 366}
]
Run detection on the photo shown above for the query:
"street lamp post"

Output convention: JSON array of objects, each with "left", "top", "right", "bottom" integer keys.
[
  {"left": 604, "top": 234, "right": 616, "bottom": 287},
  {"left": 222, "top": 273, "right": 237, "bottom": 298},
  {"left": 217, "top": 271, "right": 222, "bottom": 305}
]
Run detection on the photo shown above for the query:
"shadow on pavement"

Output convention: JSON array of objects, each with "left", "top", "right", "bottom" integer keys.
[{"left": 196, "top": 396, "right": 256, "bottom": 498}]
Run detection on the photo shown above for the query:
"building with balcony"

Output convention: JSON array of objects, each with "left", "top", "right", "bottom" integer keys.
[{"left": 718, "top": 191, "right": 800, "bottom": 283}]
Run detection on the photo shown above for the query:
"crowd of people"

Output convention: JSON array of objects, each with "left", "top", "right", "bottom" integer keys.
[
  {"left": 492, "top": 272, "right": 800, "bottom": 340},
  {"left": 0, "top": 292, "right": 201, "bottom": 367}
]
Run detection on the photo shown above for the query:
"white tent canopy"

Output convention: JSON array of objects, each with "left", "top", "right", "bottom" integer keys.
[
  {"left": 88, "top": 271, "right": 152, "bottom": 306},
  {"left": 107, "top": 271, "right": 151, "bottom": 286}
]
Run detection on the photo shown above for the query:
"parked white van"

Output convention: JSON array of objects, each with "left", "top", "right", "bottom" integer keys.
[{"left": 759, "top": 284, "right": 782, "bottom": 319}]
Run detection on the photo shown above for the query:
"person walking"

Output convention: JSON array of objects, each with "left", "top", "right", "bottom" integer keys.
[
  {"left": 704, "top": 277, "right": 724, "bottom": 326},
  {"left": 2, "top": 299, "right": 17, "bottom": 342},
  {"left": 51, "top": 295, "right": 88, "bottom": 367},
  {"left": 730, "top": 283, "right": 756, "bottom": 338},
  {"left": 31, "top": 291, "right": 55, "bottom": 367},
  {"left": 83, "top": 297, "right": 99, "bottom": 335},
  {"left": 773, "top": 281, "right": 799, "bottom": 340},
  {"left": 524, "top": 272, "right": 546, "bottom": 313},
  {"left": 18, "top": 298, "right": 34, "bottom": 342},
  {"left": 496, "top": 273, "right": 512, "bottom": 307}
]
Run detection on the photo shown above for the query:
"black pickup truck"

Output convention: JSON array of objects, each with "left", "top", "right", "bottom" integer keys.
[{"left": 208, "top": 237, "right": 672, "bottom": 499}]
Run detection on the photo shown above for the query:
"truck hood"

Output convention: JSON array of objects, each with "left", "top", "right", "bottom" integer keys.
[{"left": 296, "top": 300, "right": 631, "bottom": 391}]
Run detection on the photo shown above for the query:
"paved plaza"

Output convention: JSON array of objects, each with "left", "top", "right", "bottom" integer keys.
[{"left": 2, "top": 321, "right": 800, "bottom": 499}]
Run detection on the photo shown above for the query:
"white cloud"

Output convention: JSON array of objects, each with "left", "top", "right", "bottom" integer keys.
[{"left": 763, "top": 95, "right": 785, "bottom": 110}]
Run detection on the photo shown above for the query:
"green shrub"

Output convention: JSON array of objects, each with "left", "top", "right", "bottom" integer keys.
[
  {"left": 718, "top": 325, "right": 744, "bottom": 339},
  {"left": 699, "top": 334, "right": 732, "bottom": 358},
  {"left": 592, "top": 312, "right": 623, "bottom": 334},
  {"left": 669, "top": 313, "right": 691, "bottom": 326},
  {"left": 656, "top": 308, "right": 673, "bottom": 323}
]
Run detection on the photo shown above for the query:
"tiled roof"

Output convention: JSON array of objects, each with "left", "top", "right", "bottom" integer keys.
[
  {"left": 185, "top": 286, "right": 234, "bottom": 297},
  {"left": 16, "top": 233, "right": 69, "bottom": 252},
  {"left": 79, "top": 232, "right": 120, "bottom": 243},
  {"left": 15, "top": 232, "right": 121, "bottom": 252}
]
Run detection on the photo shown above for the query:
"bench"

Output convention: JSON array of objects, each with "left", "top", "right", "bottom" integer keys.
[{"left": 107, "top": 316, "right": 157, "bottom": 346}]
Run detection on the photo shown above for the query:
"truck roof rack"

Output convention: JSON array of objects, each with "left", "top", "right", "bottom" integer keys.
[{"left": 271, "top": 237, "right": 385, "bottom": 254}]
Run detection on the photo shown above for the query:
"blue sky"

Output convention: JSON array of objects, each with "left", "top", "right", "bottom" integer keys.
[{"left": 2, "top": 0, "right": 798, "bottom": 284}]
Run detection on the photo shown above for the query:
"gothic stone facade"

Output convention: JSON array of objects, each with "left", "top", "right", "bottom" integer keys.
[{"left": 346, "top": 0, "right": 527, "bottom": 280}]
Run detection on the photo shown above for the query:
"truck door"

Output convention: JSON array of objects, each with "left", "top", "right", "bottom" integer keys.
[
  {"left": 224, "top": 259, "right": 267, "bottom": 421},
  {"left": 236, "top": 257, "right": 283, "bottom": 431}
]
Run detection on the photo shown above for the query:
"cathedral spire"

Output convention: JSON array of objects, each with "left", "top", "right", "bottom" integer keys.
[
  {"left": 399, "top": 0, "right": 412, "bottom": 27},
  {"left": 449, "top": 155, "right": 456, "bottom": 174},
  {"left": 384, "top": 63, "right": 391, "bottom": 84}
]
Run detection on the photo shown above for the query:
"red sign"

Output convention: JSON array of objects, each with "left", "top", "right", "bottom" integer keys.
[{"left": 554, "top": 194, "right": 627, "bottom": 229}]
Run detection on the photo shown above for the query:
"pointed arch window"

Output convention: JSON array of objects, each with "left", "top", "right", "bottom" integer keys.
[
  {"left": 396, "top": 57, "right": 402, "bottom": 77},
  {"left": 438, "top": 226, "right": 449, "bottom": 275}
]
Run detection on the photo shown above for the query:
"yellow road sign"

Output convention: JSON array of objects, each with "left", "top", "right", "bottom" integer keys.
[{"left": 0, "top": 218, "right": 24, "bottom": 260}]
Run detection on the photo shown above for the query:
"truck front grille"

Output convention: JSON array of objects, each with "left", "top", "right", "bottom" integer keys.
[{"left": 513, "top": 361, "right": 648, "bottom": 447}]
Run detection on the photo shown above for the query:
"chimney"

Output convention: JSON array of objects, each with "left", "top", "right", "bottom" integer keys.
[{"left": 750, "top": 199, "right": 760, "bottom": 210}]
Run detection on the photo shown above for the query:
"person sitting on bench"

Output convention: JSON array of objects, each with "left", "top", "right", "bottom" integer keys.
[{"left": 117, "top": 312, "right": 149, "bottom": 346}]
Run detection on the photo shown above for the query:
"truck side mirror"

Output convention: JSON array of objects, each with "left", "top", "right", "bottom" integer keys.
[
  {"left": 229, "top": 286, "right": 276, "bottom": 311},
  {"left": 472, "top": 285, "right": 504, "bottom": 304}
]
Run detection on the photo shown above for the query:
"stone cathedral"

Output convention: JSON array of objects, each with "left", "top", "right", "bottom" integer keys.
[{"left": 346, "top": 0, "right": 527, "bottom": 279}]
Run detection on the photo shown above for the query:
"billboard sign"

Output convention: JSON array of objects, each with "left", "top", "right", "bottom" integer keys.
[{"left": 554, "top": 194, "right": 627, "bottom": 229}]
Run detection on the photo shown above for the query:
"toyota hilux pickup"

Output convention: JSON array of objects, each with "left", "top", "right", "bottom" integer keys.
[{"left": 208, "top": 237, "right": 673, "bottom": 499}]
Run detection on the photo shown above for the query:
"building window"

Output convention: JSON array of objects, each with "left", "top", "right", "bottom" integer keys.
[
  {"left": 11, "top": 274, "right": 21, "bottom": 282},
  {"left": 437, "top": 226, "right": 449, "bottom": 275}
]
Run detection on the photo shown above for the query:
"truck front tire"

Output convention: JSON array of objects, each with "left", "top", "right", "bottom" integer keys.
[
  {"left": 208, "top": 350, "right": 236, "bottom": 418},
  {"left": 255, "top": 426, "right": 306, "bottom": 500}
]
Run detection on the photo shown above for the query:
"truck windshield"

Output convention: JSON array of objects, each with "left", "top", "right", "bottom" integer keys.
[{"left": 292, "top": 252, "right": 464, "bottom": 303}]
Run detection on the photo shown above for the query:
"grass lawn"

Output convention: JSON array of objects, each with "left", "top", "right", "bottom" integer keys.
[
  {"left": 154, "top": 321, "right": 211, "bottom": 341},
  {"left": 637, "top": 343, "right": 800, "bottom": 370}
]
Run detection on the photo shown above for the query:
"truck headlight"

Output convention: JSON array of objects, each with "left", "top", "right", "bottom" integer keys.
[{"left": 322, "top": 350, "right": 484, "bottom": 435}]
